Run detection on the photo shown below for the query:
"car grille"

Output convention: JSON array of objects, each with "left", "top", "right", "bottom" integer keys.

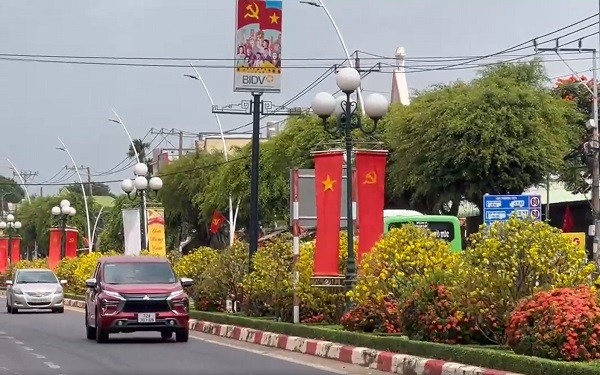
[
  {"left": 120, "top": 294, "right": 171, "bottom": 313},
  {"left": 25, "top": 292, "right": 53, "bottom": 297},
  {"left": 122, "top": 300, "right": 171, "bottom": 313}
]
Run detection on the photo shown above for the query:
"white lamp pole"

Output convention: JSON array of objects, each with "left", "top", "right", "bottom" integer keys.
[
  {"left": 185, "top": 61, "right": 239, "bottom": 246},
  {"left": 57, "top": 138, "right": 92, "bottom": 253},
  {"left": 109, "top": 108, "right": 149, "bottom": 249},
  {"left": 5, "top": 159, "right": 31, "bottom": 203},
  {"left": 300, "top": 0, "right": 365, "bottom": 115},
  {"left": 121, "top": 163, "right": 163, "bottom": 251}
]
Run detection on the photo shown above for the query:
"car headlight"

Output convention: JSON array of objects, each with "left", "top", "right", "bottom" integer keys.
[
  {"left": 12, "top": 288, "right": 22, "bottom": 295},
  {"left": 55, "top": 287, "right": 63, "bottom": 294}
]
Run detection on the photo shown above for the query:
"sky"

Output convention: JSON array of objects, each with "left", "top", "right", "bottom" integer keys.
[{"left": 0, "top": 0, "right": 598, "bottom": 196}]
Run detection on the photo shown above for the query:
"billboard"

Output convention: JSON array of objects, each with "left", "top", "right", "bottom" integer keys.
[{"left": 234, "top": 0, "right": 282, "bottom": 93}]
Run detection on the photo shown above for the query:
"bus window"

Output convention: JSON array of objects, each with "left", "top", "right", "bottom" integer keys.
[{"left": 384, "top": 215, "right": 463, "bottom": 252}]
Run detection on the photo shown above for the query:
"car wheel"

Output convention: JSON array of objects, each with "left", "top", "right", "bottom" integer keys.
[
  {"left": 85, "top": 308, "right": 96, "bottom": 340},
  {"left": 10, "top": 307, "right": 18, "bottom": 314},
  {"left": 175, "top": 329, "right": 189, "bottom": 343},
  {"left": 6, "top": 301, "right": 11, "bottom": 314},
  {"left": 95, "top": 312, "right": 109, "bottom": 343},
  {"left": 53, "top": 307, "right": 64, "bottom": 314},
  {"left": 160, "top": 331, "right": 173, "bottom": 341}
]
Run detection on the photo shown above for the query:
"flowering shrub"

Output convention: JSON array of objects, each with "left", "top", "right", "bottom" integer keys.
[
  {"left": 244, "top": 235, "right": 294, "bottom": 319},
  {"left": 295, "top": 234, "right": 350, "bottom": 323},
  {"left": 341, "top": 297, "right": 401, "bottom": 333},
  {"left": 349, "top": 225, "right": 460, "bottom": 305},
  {"left": 203, "top": 242, "right": 249, "bottom": 310},
  {"left": 461, "top": 217, "right": 595, "bottom": 343},
  {"left": 173, "top": 247, "right": 221, "bottom": 311},
  {"left": 400, "top": 272, "right": 485, "bottom": 344},
  {"left": 55, "top": 251, "right": 122, "bottom": 295},
  {"left": 506, "top": 286, "right": 600, "bottom": 361}
]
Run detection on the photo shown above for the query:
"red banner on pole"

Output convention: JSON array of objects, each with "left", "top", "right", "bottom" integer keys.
[
  {"left": 48, "top": 228, "right": 62, "bottom": 269},
  {"left": 66, "top": 228, "right": 78, "bottom": 258},
  {"left": 10, "top": 237, "right": 20, "bottom": 264},
  {"left": 313, "top": 150, "right": 344, "bottom": 276},
  {"left": 355, "top": 150, "right": 388, "bottom": 263},
  {"left": 0, "top": 238, "right": 8, "bottom": 274}
]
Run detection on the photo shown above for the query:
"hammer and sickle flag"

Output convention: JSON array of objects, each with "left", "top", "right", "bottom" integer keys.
[
  {"left": 355, "top": 150, "right": 388, "bottom": 263},
  {"left": 210, "top": 211, "right": 227, "bottom": 234},
  {"left": 244, "top": 2, "right": 260, "bottom": 19}
]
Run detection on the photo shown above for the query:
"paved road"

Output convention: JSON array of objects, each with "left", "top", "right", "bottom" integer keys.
[{"left": 0, "top": 297, "right": 383, "bottom": 375}]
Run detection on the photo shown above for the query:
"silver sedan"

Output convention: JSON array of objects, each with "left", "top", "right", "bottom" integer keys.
[{"left": 6, "top": 268, "right": 67, "bottom": 314}]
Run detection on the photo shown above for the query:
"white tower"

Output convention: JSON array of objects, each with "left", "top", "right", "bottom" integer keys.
[{"left": 390, "top": 47, "right": 410, "bottom": 106}]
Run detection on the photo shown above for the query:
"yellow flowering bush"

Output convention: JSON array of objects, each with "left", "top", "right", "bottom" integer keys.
[
  {"left": 350, "top": 225, "right": 460, "bottom": 305},
  {"left": 173, "top": 247, "right": 221, "bottom": 311},
  {"left": 460, "top": 217, "right": 596, "bottom": 343},
  {"left": 295, "top": 232, "right": 351, "bottom": 323},
  {"left": 244, "top": 235, "right": 294, "bottom": 319},
  {"left": 196, "top": 242, "right": 248, "bottom": 311}
]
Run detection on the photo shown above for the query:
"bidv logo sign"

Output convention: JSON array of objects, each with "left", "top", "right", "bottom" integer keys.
[{"left": 242, "top": 75, "right": 274, "bottom": 86}]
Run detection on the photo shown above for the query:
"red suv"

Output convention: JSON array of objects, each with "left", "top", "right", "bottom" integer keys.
[{"left": 84, "top": 256, "right": 193, "bottom": 343}]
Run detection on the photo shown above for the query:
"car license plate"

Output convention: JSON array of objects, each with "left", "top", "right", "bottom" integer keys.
[
  {"left": 137, "top": 313, "right": 156, "bottom": 323},
  {"left": 29, "top": 297, "right": 46, "bottom": 303}
]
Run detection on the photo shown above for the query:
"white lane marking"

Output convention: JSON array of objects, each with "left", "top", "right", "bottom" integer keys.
[
  {"left": 43, "top": 362, "right": 60, "bottom": 369},
  {"left": 22, "top": 346, "right": 33, "bottom": 351},
  {"left": 0, "top": 331, "right": 6, "bottom": 334},
  {"left": 13, "top": 341, "right": 23, "bottom": 345},
  {"left": 5, "top": 336, "right": 13, "bottom": 339},
  {"left": 33, "top": 353, "right": 45, "bottom": 359}
]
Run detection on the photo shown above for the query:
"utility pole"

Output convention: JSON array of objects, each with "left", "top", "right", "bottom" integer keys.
[
  {"left": 13, "top": 171, "right": 38, "bottom": 184},
  {"left": 66, "top": 165, "right": 93, "bottom": 199},
  {"left": 535, "top": 39, "right": 599, "bottom": 268},
  {"left": 178, "top": 131, "right": 184, "bottom": 158}
]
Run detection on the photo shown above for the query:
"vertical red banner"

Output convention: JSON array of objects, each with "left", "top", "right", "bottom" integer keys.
[
  {"left": 355, "top": 150, "right": 388, "bottom": 263},
  {"left": 65, "top": 228, "right": 79, "bottom": 258},
  {"left": 10, "top": 237, "right": 21, "bottom": 264},
  {"left": 313, "top": 150, "right": 344, "bottom": 276},
  {"left": 48, "top": 228, "right": 62, "bottom": 269},
  {"left": 0, "top": 238, "right": 8, "bottom": 274}
]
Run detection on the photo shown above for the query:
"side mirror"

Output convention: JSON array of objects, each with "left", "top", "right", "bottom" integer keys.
[
  {"left": 60, "top": 280, "right": 68, "bottom": 285},
  {"left": 85, "top": 278, "right": 97, "bottom": 288},
  {"left": 5, "top": 280, "right": 12, "bottom": 286},
  {"left": 180, "top": 277, "right": 193, "bottom": 288}
]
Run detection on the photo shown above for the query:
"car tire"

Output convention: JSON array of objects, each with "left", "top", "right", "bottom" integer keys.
[
  {"left": 95, "top": 312, "right": 109, "bottom": 343},
  {"left": 175, "top": 329, "right": 189, "bottom": 343},
  {"left": 10, "top": 307, "right": 18, "bottom": 314},
  {"left": 160, "top": 331, "right": 173, "bottom": 341},
  {"left": 85, "top": 308, "right": 96, "bottom": 340},
  {"left": 6, "top": 302, "right": 11, "bottom": 314},
  {"left": 53, "top": 307, "right": 64, "bottom": 314}
]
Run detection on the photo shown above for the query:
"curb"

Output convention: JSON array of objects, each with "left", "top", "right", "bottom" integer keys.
[{"left": 61, "top": 298, "right": 521, "bottom": 375}]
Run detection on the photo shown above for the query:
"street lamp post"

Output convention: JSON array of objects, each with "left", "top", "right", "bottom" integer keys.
[
  {"left": 51, "top": 200, "right": 76, "bottom": 259},
  {"left": 121, "top": 162, "right": 163, "bottom": 251},
  {"left": 0, "top": 214, "right": 22, "bottom": 264},
  {"left": 311, "top": 67, "right": 389, "bottom": 309}
]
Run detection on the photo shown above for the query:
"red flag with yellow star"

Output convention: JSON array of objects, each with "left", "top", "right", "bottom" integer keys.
[
  {"left": 313, "top": 150, "right": 344, "bottom": 276},
  {"left": 355, "top": 150, "right": 388, "bottom": 263}
]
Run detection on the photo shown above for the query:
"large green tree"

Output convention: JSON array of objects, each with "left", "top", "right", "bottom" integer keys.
[
  {"left": 383, "top": 60, "right": 581, "bottom": 214},
  {"left": 0, "top": 175, "right": 25, "bottom": 211},
  {"left": 64, "top": 182, "right": 113, "bottom": 197},
  {"left": 16, "top": 191, "right": 96, "bottom": 256},
  {"left": 552, "top": 74, "right": 595, "bottom": 194}
]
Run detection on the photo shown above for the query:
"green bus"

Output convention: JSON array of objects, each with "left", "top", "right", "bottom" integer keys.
[{"left": 383, "top": 214, "right": 463, "bottom": 252}]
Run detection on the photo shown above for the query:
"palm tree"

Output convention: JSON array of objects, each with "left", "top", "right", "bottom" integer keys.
[
  {"left": 127, "top": 139, "right": 154, "bottom": 175},
  {"left": 127, "top": 139, "right": 151, "bottom": 162}
]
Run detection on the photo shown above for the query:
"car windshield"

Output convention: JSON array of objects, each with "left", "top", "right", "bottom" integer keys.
[
  {"left": 16, "top": 271, "right": 58, "bottom": 284},
  {"left": 103, "top": 262, "right": 176, "bottom": 285}
]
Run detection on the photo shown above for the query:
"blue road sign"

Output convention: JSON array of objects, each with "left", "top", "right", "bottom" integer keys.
[{"left": 482, "top": 194, "right": 542, "bottom": 225}]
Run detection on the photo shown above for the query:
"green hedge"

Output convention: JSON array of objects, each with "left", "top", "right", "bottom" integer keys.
[
  {"left": 189, "top": 311, "right": 600, "bottom": 375},
  {"left": 61, "top": 293, "right": 600, "bottom": 375}
]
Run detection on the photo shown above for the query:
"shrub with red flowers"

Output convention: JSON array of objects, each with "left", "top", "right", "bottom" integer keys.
[
  {"left": 341, "top": 298, "right": 401, "bottom": 333},
  {"left": 400, "top": 275, "right": 488, "bottom": 345},
  {"left": 506, "top": 286, "right": 600, "bottom": 361}
]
